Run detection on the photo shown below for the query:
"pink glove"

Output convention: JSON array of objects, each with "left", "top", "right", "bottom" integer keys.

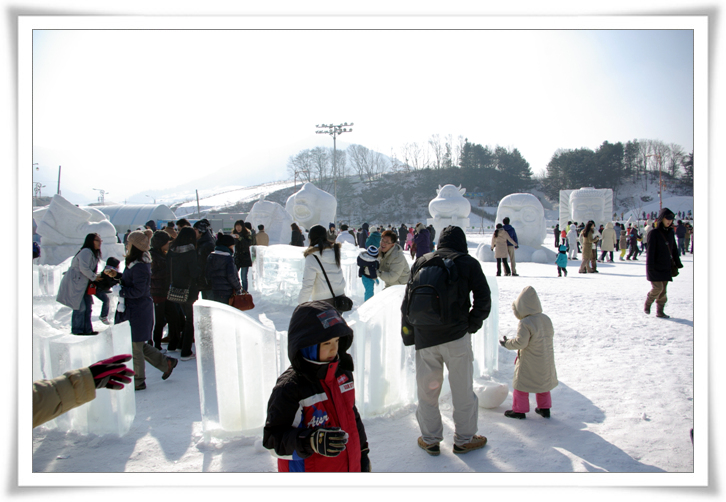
[{"left": 89, "top": 354, "right": 135, "bottom": 390}]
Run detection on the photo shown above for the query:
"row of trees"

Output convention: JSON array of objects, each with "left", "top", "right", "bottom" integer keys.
[
  {"left": 541, "top": 139, "right": 693, "bottom": 201},
  {"left": 286, "top": 135, "right": 693, "bottom": 205}
]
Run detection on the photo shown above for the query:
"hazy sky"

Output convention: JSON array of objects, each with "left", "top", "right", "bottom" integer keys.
[{"left": 29, "top": 20, "right": 696, "bottom": 205}]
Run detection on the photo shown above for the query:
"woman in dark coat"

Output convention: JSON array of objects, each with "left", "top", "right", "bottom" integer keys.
[
  {"left": 645, "top": 207, "right": 683, "bottom": 318},
  {"left": 166, "top": 227, "right": 200, "bottom": 361},
  {"left": 232, "top": 220, "right": 253, "bottom": 292},
  {"left": 207, "top": 232, "right": 244, "bottom": 303},
  {"left": 120, "top": 230, "right": 177, "bottom": 390},
  {"left": 149, "top": 230, "right": 183, "bottom": 350},
  {"left": 290, "top": 223, "right": 305, "bottom": 247}
]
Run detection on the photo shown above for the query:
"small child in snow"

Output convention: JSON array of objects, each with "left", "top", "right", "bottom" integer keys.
[
  {"left": 357, "top": 245, "right": 380, "bottom": 302},
  {"left": 499, "top": 286, "right": 558, "bottom": 420},
  {"left": 555, "top": 244, "right": 568, "bottom": 277},
  {"left": 93, "top": 256, "right": 122, "bottom": 325},
  {"left": 263, "top": 301, "right": 371, "bottom": 472}
]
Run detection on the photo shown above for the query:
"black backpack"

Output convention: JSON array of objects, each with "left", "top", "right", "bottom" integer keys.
[{"left": 404, "top": 252, "right": 461, "bottom": 326}]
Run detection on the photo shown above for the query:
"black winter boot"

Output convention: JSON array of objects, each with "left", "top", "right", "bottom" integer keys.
[
  {"left": 535, "top": 408, "right": 551, "bottom": 418},
  {"left": 504, "top": 410, "right": 526, "bottom": 419}
]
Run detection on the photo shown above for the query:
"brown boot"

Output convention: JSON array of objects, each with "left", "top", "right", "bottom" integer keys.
[
  {"left": 656, "top": 304, "right": 670, "bottom": 318},
  {"left": 644, "top": 299, "right": 653, "bottom": 315}
]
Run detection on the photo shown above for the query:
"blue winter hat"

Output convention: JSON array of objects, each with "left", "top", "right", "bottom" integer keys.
[{"left": 366, "top": 245, "right": 379, "bottom": 257}]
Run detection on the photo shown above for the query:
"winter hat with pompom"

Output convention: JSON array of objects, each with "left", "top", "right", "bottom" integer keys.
[{"left": 128, "top": 229, "right": 153, "bottom": 252}]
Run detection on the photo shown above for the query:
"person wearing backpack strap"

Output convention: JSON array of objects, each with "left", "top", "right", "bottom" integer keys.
[{"left": 400, "top": 225, "right": 492, "bottom": 456}]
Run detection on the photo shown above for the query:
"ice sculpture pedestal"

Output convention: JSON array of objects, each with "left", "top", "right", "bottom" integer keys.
[{"left": 32, "top": 318, "right": 135, "bottom": 437}]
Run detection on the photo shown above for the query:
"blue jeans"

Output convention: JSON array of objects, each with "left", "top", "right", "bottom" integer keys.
[
  {"left": 71, "top": 293, "right": 93, "bottom": 334},
  {"left": 677, "top": 238, "right": 686, "bottom": 255},
  {"left": 94, "top": 290, "right": 110, "bottom": 318},
  {"left": 239, "top": 267, "right": 249, "bottom": 292}
]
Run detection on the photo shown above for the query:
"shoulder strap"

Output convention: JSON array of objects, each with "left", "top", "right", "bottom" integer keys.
[{"left": 312, "top": 254, "right": 336, "bottom": 298}]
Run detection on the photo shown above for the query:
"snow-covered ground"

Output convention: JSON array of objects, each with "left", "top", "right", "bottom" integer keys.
[{"left": 28, "top": 231, "right": 701, "bottom": 494}]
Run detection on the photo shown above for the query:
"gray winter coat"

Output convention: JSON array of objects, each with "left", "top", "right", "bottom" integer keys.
[
  {"left": 56, "top": 248, "right": 99, "bottom": 310},
  {"left": 377, "top": 243, "right": 410, "bottom": 287}
]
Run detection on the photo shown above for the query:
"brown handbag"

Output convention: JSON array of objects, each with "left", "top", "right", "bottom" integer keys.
[{"left": 229, "top": 291, "right": 255, "bottom": 311}]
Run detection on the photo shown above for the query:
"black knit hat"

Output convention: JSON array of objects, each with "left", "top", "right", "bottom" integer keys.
[
  {"left": 150, "top": 230, "right": 172, "bottom": 249},
  {"left": 216, "top": 233, "right": 235, "bottom": 247}
]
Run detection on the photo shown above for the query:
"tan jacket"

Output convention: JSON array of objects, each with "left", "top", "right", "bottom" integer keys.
[
  {"left": 33, "top": 367, "right": 96, "bottom": 428},
  {"left": 491, "top": 230, "right": 516, "bottom": 259},
  {"left": 377, "top": 243, "right": 410, "bottom": 287},
  {"left": 503, "top": 286, "right": 558, "bottom": 394},
  {"left": 255, "top": 230, "right": 269, "bottom": 246},
  {"left": 600, "top": 222, "right": 617, "bottom": 252}
]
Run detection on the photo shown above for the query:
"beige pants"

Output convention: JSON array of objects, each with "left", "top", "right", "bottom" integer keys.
[
  {"left": 507, "top": 245, "right": 517, "bottom": 274},
  {"left": 646, "top": 281, "right": 669, "bottom": 307},
  {"left": 132, "top": 341, "right": 170, "bottom": 388}
]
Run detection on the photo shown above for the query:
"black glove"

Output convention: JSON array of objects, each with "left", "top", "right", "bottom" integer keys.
[
  {"left": 361, "top": 448, "right": 372, "bottom": 472},
  {"left": 310, "top": 427, "right": 348, "bottom": 457},
  {"left": 499, "top": 336, "right": 508, "bottom": 347},
  {"left": 89, "top": 354, "right": 135, "bottom": 390}
]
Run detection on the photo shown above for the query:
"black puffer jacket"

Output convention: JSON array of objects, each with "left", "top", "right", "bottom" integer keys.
[
  {"left": 167, "top": 243, "right": 201, "bottom": 300},
  {"left": 401, "top": 225, "right": 491, "bottom": 350},
  {"left": 207, "top": 247, "right": 243, "bottom": 297},
  {"left": 149, "top": 247, "right": 169, "bottom": 298},
  {"left": 646, "top": 223, "right": 683, "bottom": 282},
  {"left": 196, "top": 230, "right": 216, "bottom": 291},
  {"left": 234, "top": 233, "right": 253, "bottom": 268}
]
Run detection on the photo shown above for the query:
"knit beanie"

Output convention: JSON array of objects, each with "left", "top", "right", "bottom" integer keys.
[
  {"left": 127, "top": 229, "right": 153, "bottom": 251},
  {"left": 366, "top": 245, "right": 379, "bottom": 258},
  {"left": 150, "top": 230, "right": 172, "bottom": 249},
  {"left": 216, "top": 233, "right": 235, "bottom": 247}
]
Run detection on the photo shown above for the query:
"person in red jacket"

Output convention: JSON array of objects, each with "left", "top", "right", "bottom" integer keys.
[{"left": 263, "top": 301, "right": 371, "bottom": 472}]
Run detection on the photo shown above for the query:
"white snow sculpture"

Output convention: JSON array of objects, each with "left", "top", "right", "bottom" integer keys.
[
  {"left": 559, "top": 187, "right": 614, "bottom": 229},
  {"left": 35, "top": 194, "right": 125, "bottom": 266},
  {"left": 247, "top": 199, "right": 294, "bottom": 245},
  {"left": 285, "top": 182, "right": 337, "bottom": 231},
  {"left": 32, "top": 317, "right": 135, "bottom": 436},
  {"left": 495, "top": 193, "right": 546, "bottom": 248},
  {"left": 474, "top": 381, "right": 509, "bottom": 409},
  {"left": 426, "top": 184, "right": 471, "bottom": 243}
]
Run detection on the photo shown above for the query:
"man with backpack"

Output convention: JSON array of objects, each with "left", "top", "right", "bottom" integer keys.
[{"left": 400, "top": 225, "right": 492, "bottom": 456}]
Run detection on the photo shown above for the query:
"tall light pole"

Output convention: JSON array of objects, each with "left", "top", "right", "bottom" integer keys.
[
  {"left": 315, "top": 122, "right": 353, "bottom": 198},
  {"left": 646, "top": 154, "right": 663, "bottom": 210},
  {"left": 146, "top": 195, "right": 156, "bottom": 204},
  {"left": 93, "top": 188, "right": 108, "bottom": 205}
]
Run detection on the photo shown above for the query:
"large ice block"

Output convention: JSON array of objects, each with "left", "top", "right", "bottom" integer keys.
[
  {"left": 471, "top": 270, "right": 499, "bottom": 377},
  {"left": 33, "top": 257, "right": 72, "bottom": 297},
  {"left": 249, "top": 244, "right": 306, "bottom": 305},
  {"left": 33, "top": 321, "right": 135, "bottom": 436},
  {"left": 194, "top": 300, "right": 281, "bottom": 439}
]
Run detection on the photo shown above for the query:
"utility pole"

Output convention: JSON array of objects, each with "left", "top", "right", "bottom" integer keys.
[
  {"left": 646, "top": 154, "right": 663, "bottom": 210},
  {"left": 315, "top": 122, "right": 353, "bottom": 198}
]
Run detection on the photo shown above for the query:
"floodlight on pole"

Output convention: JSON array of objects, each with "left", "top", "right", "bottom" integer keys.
[
  {"left": 93, "top": 188, "right": 109, "bottom": 205},
  {"left": 315, "top": 122, "right": 353, "bottom": 198}
]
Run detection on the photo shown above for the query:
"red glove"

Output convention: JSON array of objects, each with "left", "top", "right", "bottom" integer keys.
[{"left": 89, "top": 354, "right": 135, "bottom": 390}]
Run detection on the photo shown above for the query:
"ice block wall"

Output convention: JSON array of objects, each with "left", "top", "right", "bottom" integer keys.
[
  {"left": 32, "top": 257, "right": 72, "bottom": 297},
  {"left": 194, "top": 300, "right": 281, "bottom": 439},
  {"left": 32, "top": 318, "right": 136, "bottom": 436}
]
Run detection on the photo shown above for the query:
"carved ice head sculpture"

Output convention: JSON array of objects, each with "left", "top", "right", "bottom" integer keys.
[
  {"left": 428, "top": 184, "right": 471, "bottom": 219},
  {"left": 285, "top": 183, "right": 337, "bottom": 231},
  {"left": 495, "top": 193, "right": 546, "bottom": 247},
  {"left": 247, "top": 199, "right": 293, "bottom": 245},
  {"left": 569, "top": 188, "right": 611, "bottom": 227}
]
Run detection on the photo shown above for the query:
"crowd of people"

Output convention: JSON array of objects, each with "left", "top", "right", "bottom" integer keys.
[{"left": 42, "top": 205, "right": 691, "bottom": 471}]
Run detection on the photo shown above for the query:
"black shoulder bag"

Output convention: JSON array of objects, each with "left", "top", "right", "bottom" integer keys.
[{"left": 312, "top": 254, "right": 353, "bottom": 312}]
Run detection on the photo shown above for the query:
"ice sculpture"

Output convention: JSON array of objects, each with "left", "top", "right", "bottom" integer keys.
[
  {"left": 35, "top": 194, "right": 125, "bottom": 266},
  {"left": 559, "top": 188, "right": 614, "bottom": 229},
  {"left": 32, "top": 316, "right": 135, "bottom": 436},
  {"left": 194, "top": 300, "right": 281, "bottom": 439},
  {"left": 246, "top": 199, "right": 294, "bottom": 245},
  {"left": 249, "top": 245, "right": 306, "bottom": 306},
  {"left": 284, "top": 182, "right": 336, "bottom": 231},
  {"left": 495, "top": 193, "right": 547, "bottom": 248},
  {"left": 426, "top": 184, "right": 471, "bottom": 243}
]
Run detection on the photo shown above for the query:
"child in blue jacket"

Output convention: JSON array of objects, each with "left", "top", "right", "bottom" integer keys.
[{"left": 556, "top": 244, "right": 568, "bottom": 277}]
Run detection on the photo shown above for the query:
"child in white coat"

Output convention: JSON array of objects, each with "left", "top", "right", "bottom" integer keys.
[{"left": 500, "top": 286, "right": 558, "bottom": 419}]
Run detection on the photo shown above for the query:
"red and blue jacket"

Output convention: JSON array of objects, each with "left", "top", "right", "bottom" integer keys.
[{"left": 263, "top": 305, "right": 368, "bottom": 472}]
